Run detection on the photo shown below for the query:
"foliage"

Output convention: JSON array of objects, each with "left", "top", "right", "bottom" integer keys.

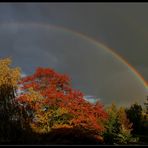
[
  {"left": 0, "top": 58, "right": 21, "bottom": 143},
  {"left": 141, "top": 97, "right": 148, "bottom": 135},
  {"left": 0, "top": 58, "right": 20, "bottom": 88},
  {"left": 0, "top": 57, "right": 145, "bottom": 145},
  {"left": 125, "top": 103, "right": 143, "bottom": 134},
  {"left": 103, "top": 103, "right": 121, "bottom": 144},
  {"left": 17, "top": 67, "right": 108, "bottom": 141},
  {"left": 116, "top": 107, "right": 138, "bottom": 144},
  {"left": 143, "top": 97, "right": 148, "bottom": 119},
  {"left": 117, "top": 107, "right": 132, "bottom": 133},
  {"left": 103, "top": 103, "right": 137, "bottom": 144}
]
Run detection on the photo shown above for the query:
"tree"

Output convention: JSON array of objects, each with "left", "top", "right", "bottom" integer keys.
[
  {"left": 103, "top": 103, "right": 137, "bottom": 144},
  {"left": 17, "top": 67, "right": 108, "bottom": 142},
  {"left": 125, "top": 103, "right": 143, "bottom": 134},
  {"left": 116, "top": 107, "right": 137, "bottom": 144},
  {"left": 0, "top": 58, "right": 21, "bottom": 143},
  {"left": 103, "top": 103, "right": 121, "bottom": 144},
  {"left": 117, "top": 107, "right": 133, "bottom": 133},
  {"left": 141, "top": 97, "right": 148, "bottom": 135},
  {"left": 144, "top": 96, "right": 148, "bottom": 115}
]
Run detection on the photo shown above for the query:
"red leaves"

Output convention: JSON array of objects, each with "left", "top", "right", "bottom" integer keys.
[
  {"left": 17, "top": 67, "right": 108, "bottom": 135},
  {"left": 17, "top": 95, "right": 28, "bottom": 103}
]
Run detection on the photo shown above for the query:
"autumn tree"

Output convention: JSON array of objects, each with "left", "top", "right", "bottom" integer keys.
[
  {"left": 17, "top": 67, "right": 108, "bottom": 143},
  {"left": 0, "top": 58, "right": 21, "bottom": 143},
  {"left": 117, "top": 107, "right": 132, "bottom": 133},
  {"left": 116, "top": 107, "right": 137, "bottom": 144},
  {"left": 103, "top": 103, "right": 120, "bottom": 144},
  {"left": 103, "top": 103, "right": 137, "bottom": 144}
]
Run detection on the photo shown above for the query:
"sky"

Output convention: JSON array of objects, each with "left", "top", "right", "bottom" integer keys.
[{"left": 0, "top": 3, "right": 147, "bottom": 106}]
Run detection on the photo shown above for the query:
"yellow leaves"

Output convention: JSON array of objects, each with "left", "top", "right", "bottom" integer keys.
[
  {"left": 0, "top": 58, "right": 21, "bottom": 88},
  {"left": 106, "top": 103, "right": 118, "bottom": 122},
  {"left": 52, "top": 123, "right": 73, "bottom": 129},
  {"left": 117, "top": 107, "right": 133, "bottom": 132},
  {"left": 55, "top": 107, "right": 69, "bottom": 116},
  {"left": 30, "top": 109, "right": 53, "bottom": 133},
  {"left": 108, "top": 103, "right": 118, "bottom": 113},
  {"left": 105, "top": 104, "right": 133, "bottom": 133},
  {"left": 30, "top": 122, "right": 51, "bottom": 134},
  {"left": 0, "top": 57, "right": 11, "bottom": 67},
  {"left": 25, "top": 88, "right": 44, "bottom": 103},
  {"left": 35, "top": 109, "right": 52, "bottom": 122},
  {"left": 29, "top": 107, "right": 71, "bottom": 134},
  {"left": 10, "top": 68, "right": 21, "bottom": 87}
]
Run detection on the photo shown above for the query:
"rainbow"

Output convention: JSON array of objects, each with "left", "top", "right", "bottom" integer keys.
[{"left": 0, "top": 22, "right": 147, "bottom": 89}]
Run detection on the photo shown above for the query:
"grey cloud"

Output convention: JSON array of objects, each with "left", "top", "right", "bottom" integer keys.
[
  {"left": 0, "top": 3, "right": 148, "bottom": 77},
  {"left": 0, "top": 24, "right": 147, "bottom": 107},
  {"left": 0, "top": 3, "right": 147, "bottom": 107}
]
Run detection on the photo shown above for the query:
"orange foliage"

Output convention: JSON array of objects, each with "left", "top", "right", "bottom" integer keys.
[{"left": 17, "top": 67, "right": 108, "bottom": 136}]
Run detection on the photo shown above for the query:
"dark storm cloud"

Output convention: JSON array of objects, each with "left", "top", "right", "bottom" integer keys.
[
  {"left": 0, "top": 24, "right": 147, "bottom": 106},
  {"left": 0, "top": 3, "right": 147, "bottom": 81},
  {"left": 0, "top": 3, "right": 147, "bottom": 106}
]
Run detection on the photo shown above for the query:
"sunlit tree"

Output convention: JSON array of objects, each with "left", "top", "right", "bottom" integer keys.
[{"left": 0, "top": 58, "right": 21, "bottom": 143}]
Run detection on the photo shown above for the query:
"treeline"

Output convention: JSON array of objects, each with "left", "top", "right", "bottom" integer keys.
[{"left": 0, "top": 58, "right": 147, "bottom": 145}]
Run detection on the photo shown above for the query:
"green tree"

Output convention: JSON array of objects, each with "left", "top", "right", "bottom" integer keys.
[
  {"left": 103, "top": 103, "right": 120, "bottom": 144},
  {"left": 116, "top": 107, "right": 138, "bottom": 144},
  {"left": 103, "top": 103, "right": 137, "bottom": 144},
  {"left": 125, "top": 103, "right": 143, "bottom": 134}
]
